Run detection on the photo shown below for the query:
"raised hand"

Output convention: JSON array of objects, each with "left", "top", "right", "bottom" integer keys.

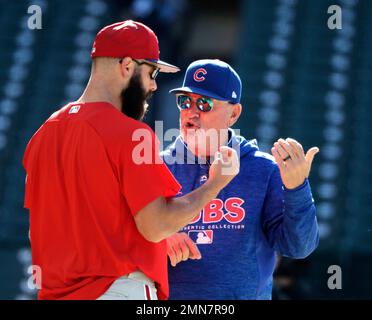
[
  {"left": 208, "top": 146, "right": 240, "bottom": 190},
  {"left": 271, "top": 138, "right": 319, "bottom": 190}
]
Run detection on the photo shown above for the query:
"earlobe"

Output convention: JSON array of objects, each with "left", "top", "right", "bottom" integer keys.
[{"left": 230, "top": 103, "right": 242, "bottom": 126}]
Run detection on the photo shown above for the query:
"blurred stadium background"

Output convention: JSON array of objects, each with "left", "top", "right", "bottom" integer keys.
[{"left": 0, "top": 0, "right": 371, "bottom": 299}]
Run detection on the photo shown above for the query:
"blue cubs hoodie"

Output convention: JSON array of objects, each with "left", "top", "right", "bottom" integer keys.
[{"left": 160, "top": 129, "right": 319, "bottom": 300}]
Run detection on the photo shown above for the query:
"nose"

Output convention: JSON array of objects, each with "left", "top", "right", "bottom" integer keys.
[
  {"left": 184, "top": 102, "right": 200, "bottom": 118},
  {"left": 182, "top": 103, "right": 200, "bottom": 119}
]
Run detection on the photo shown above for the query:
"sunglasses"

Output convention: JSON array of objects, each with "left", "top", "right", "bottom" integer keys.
[
  {"left": 177, "top": 94, "right": 214, "bottom": 112},
  {"left": 133, "top": 59, "right": 160, "bottom": 80},
  {"left": 119, "top": 58, "right": 160, "bottom": 80}
]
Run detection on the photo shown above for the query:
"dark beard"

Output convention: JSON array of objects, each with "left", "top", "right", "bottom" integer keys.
[{"left": 120, "top": 72, "right": 151, "bottom": 121}]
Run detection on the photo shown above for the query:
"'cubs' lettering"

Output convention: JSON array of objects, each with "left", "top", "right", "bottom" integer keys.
[
  {"left": 190, "top": 211, "right": 202, "bottom": 223},
  {"left": 225, "top": 198, "right": 245, "bottom": 223},
  {"left": 203, "top": 199, "right": 224, "bottom": 223},
  {"left": 190, "top": 198, "right": 246, "bottom": 224}
]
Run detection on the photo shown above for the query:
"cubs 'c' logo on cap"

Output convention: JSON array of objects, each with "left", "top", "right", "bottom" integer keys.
[{"left": 193, "top": 68, "right": 207, "bottom": 82}]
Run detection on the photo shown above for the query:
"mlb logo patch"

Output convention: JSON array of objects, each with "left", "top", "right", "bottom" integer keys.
[
  {"left": 69, "top": 105, "right": 81, "bottom": 114},
  {"left": 188, "top": 230, "right": 213, "bottom": 244}
]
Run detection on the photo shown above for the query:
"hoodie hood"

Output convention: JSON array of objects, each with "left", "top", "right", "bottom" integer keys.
[{"left": 162, "top": 128, "right": 259, "bottom": 165}]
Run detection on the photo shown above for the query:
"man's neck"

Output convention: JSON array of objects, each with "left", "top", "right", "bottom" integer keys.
[{"left": 77, "top": 78, "right": 121, "bottom": 111}]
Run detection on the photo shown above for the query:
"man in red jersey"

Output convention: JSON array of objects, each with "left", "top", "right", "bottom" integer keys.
[{"left": 23, "top": 20, "right": 239, "bottom": 300}]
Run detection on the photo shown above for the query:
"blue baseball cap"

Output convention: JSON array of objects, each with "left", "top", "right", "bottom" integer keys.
[{"left": 169, "top": 59, "right": 242, "bottom": 104}]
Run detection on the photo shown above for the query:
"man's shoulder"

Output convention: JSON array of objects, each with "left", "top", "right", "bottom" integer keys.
[
  {"left": 240, "top": 144, "right": 278, "bottom": 176},
  {"left": 77, "top": 102, "right": 152, "bottom": 134},
  {"left": 45, "top": 101, "right": 155, "bottom": 146},
  {"left": 91, "top": 112, "right": 155, "bottom": 149},
  {"left": 249, "top": 149, "right": 276, "bottom": 163}
]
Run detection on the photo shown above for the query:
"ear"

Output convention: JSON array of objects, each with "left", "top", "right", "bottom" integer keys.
[
  {"left": 229, "top": 103, "right": 242, "bottom": 127},
  {"left": 119, "top": 57, "right": 135, "bottom": 79}
]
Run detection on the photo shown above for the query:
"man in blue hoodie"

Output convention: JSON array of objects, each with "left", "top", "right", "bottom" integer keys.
[{"left": 161, "top": 59, "right": 320, "bottom": 300}]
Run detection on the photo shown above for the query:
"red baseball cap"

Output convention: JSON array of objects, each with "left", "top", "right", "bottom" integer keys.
[{"left": 91, "top": 20, "right": 180, "bottom": 73}]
